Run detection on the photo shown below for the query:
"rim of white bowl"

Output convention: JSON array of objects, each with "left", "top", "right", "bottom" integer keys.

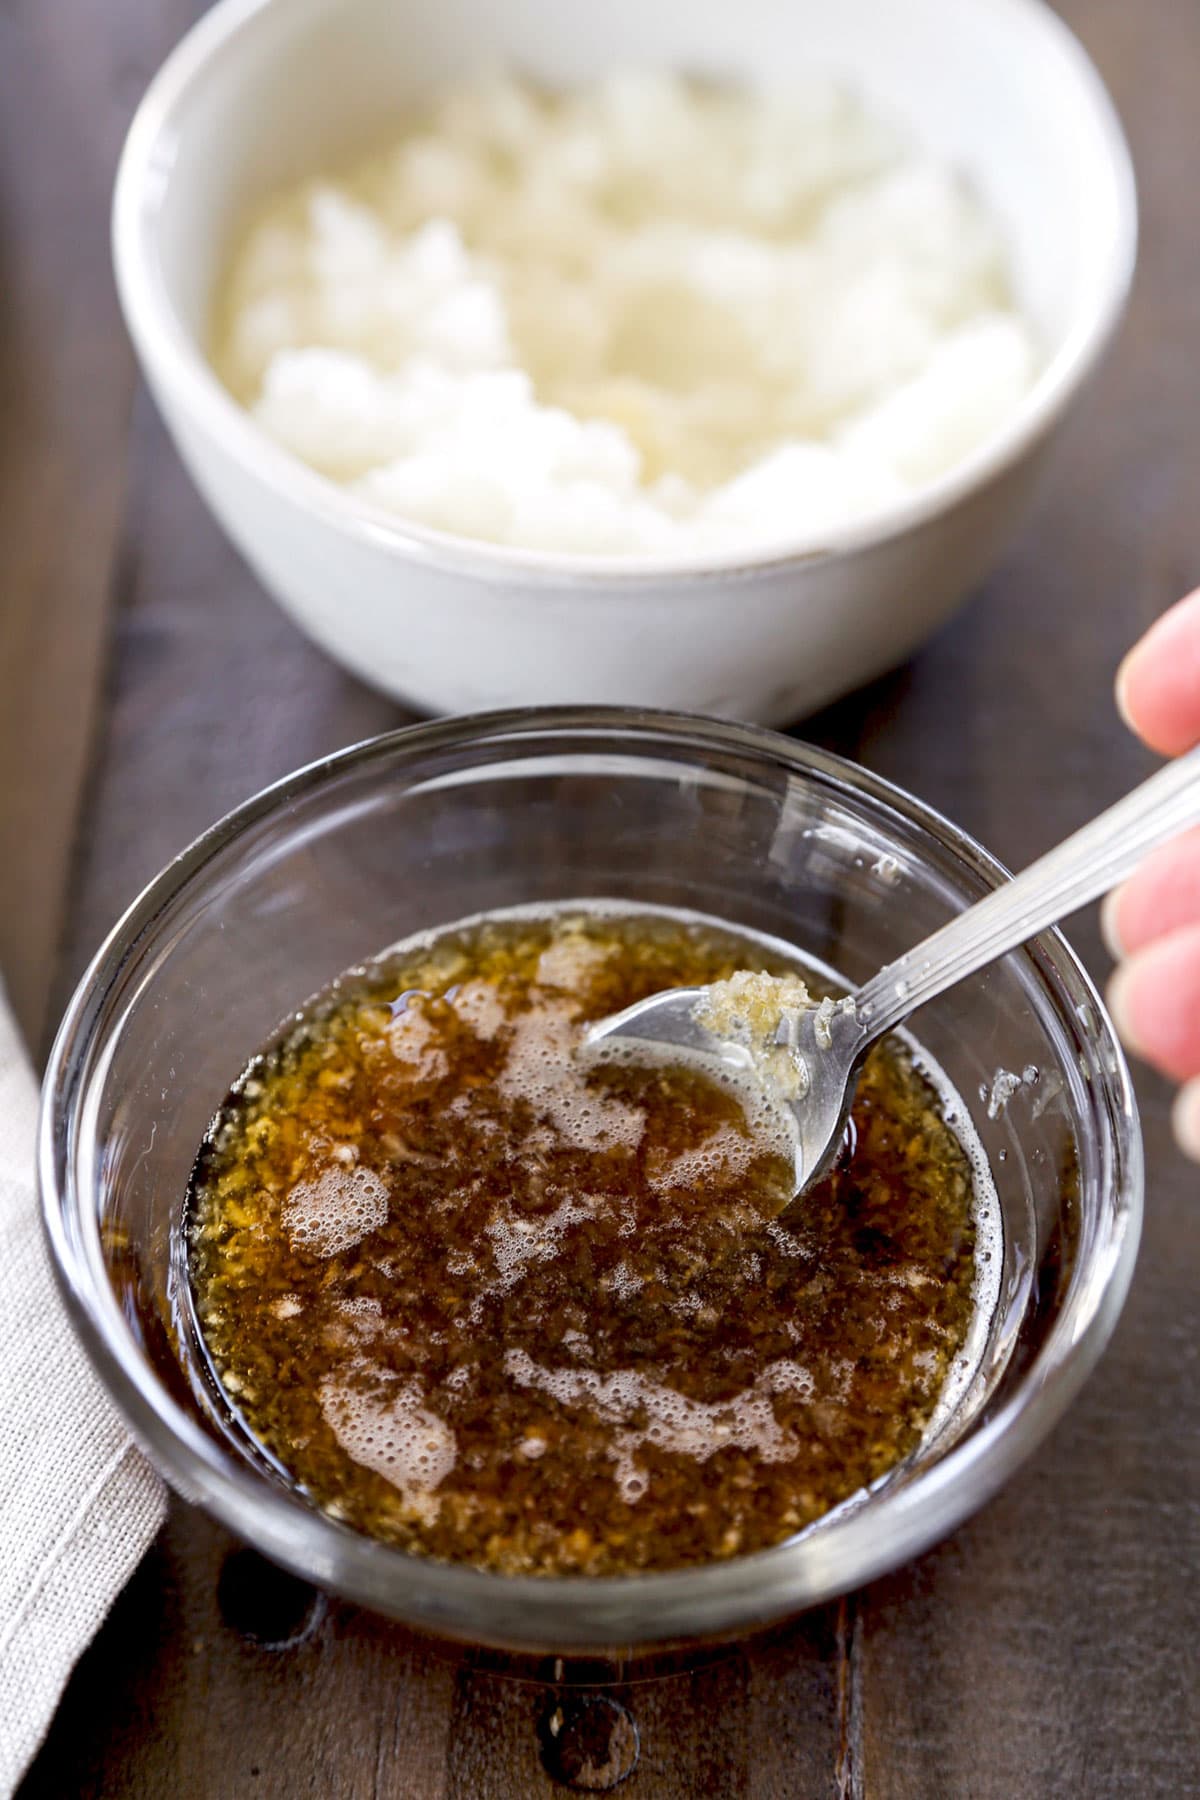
[{"left": 112, "top": 0, "right": 1138, "bottom": 589}]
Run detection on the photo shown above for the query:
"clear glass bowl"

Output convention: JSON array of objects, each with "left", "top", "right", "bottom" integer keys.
[{"left": 40, "top": 710, "right": 1142, "bottom": 1654}]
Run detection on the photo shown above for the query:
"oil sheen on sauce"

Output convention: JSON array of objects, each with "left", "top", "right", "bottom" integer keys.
[{"left": 185, "top": 905, "right": 999, "bottom": 1576}]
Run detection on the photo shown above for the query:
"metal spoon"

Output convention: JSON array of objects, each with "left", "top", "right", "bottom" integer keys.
[{"left": 586, "top": 743, "right": 1200, "bottom": 1212}]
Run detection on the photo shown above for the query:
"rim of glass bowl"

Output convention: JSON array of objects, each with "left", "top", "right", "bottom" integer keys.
[
  {"left": 39, "top": 708, "right": 1143, "bottom": 1653},
  {"left": 111, "top": 0, "right": 1138, "bottom": 587}
]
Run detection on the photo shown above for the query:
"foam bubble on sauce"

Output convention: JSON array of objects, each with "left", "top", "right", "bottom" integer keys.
[
  {"left": 452, "top": 978, "right": 507, "bottom": 1040},
  {"left": 505, "top": 1347, "right": 813, "bottom": 1504},
  {"left": 535, "top": 928, "right": 614, "bottom": 992},
  {"left": 472, "top": 1193, "right": 597, "bottom": 1318},
  {"left": 321, "top": 1365, "right": 456, "bottom": 1516},
  {"left": 498, "top": 999, "right": 645, "bottom": 1153},
  {"left": 827, "top": 1356, "right": 855, "bottom": 1399},
  {"left": 765, "top": 1220, "right": 809, "bottom": 1259},
  {"left": 606, "top": 1260, "right": 644, "bottom": 1300},
  {"left": 387, "top": 1001, "right": 449, "bottom": 1080},
  {"left": 282, "top": 1165, "right": 389, "bottom": 1256},
  {"left": 649, "top": 1120, "right": 756, "bottom": 1194},
  {"left": 486, "top": 1194, "right": 596, "bottom": 1282},
  {"left": 337, "top": 1296, "right": 383, "bottom": 1339}
]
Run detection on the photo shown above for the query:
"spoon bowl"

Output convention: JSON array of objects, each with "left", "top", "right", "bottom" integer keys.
[{"left": 583, "top": 984, "right": 870, "bottom": 1208}]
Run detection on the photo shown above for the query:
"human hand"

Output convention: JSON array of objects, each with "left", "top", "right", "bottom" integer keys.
[{"left": 1103, "top": 587, "right": 1200, "bottom": 1158}]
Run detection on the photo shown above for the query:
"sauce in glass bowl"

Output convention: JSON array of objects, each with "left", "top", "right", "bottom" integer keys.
[{"left": 185, "top": 904, "right": 998, "bottom": 1575}]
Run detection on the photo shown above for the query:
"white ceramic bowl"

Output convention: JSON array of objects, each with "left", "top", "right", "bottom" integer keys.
[{"left": 113, "top": 0, "right": 1136, "bottom": 725}]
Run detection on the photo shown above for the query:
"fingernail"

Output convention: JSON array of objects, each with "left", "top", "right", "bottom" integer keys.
[
  {"left": 1171, "top": 1080, "right": 1200, "bottom": 1161},
  {"left": 1114, "top": 651, "right": 1138, "bottom": 733},
  {"left": 1100, "top": 887, "right": 1126, "bottom": 961},
  {"left": 1105, "top": 963, "right": 1146, "bottom": 1058}
]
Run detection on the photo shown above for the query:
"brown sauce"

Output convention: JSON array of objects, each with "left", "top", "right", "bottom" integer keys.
[{"left": 186, "top": 906, "right": 985, "bottom": 1575}]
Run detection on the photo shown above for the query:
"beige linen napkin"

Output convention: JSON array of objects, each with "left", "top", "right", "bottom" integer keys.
[{"left": 0, "top": 989, "right": 165, "bottom": 1796}]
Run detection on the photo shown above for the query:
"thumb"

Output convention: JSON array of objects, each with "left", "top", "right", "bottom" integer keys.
[{"left": 1116, "top": 587, "right": 1200, "bottom": 756}]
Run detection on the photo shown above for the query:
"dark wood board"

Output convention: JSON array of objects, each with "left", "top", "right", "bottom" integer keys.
[
  {"left": 5, "top": 0, "right": 1199, "bottom": 1793},
  {"left": 0, "top": 2, "right": 161, "bottom": 1051}
]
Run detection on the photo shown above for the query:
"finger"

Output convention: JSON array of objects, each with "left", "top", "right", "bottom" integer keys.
[
  {"left": 1100, "top": 826, "right": 1200, "bottom": 957},
  {"left": 1116, "top": 588, "right": 1200, "bottom": 756},
  {"left": 1106, "top": 922, "right": 1200, "bottom": 1082},
  {"left": 1171, "top": 1078, "right": 1200, "bottom": 1162}
]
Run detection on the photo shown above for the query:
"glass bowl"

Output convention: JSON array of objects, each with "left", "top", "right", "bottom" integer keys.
[{"left": 40, "top": 710, "right": 1142, "bottom": 1654}]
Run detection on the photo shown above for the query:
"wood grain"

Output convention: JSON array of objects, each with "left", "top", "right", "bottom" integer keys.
[
  {"left": 0, "top": 2, "right": 200, "bottom": 1053},
  {"left": 8, "top": 0, "right": 1200, "bottom": 1792},
  {"left": 44, "top": 387, "right": 406, "bottom": 1030}
]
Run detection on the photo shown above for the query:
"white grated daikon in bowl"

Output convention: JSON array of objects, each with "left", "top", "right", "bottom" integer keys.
[{"left": 214, "top": 72, "right": 1038, "bottom": 559}]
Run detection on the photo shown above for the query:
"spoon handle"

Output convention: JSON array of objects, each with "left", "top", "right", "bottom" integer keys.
[{"left": 855, "top": 742, "right": 1200, "bottom": 1037}]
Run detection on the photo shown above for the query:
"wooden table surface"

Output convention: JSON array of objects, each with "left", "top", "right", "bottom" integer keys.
[{"left": 4, "top": 2, "right": 1198, "bottom": 1794}]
